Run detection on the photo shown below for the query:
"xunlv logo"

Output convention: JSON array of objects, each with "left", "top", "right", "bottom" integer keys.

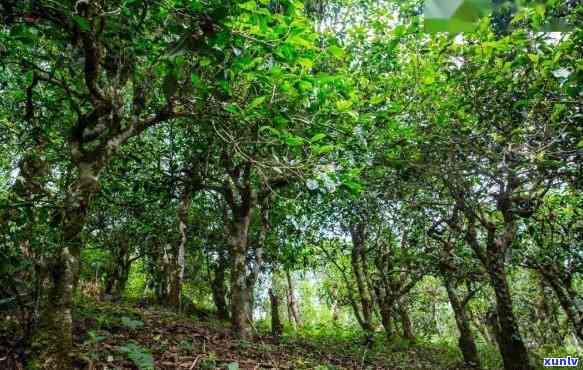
[{"left": 543, "top": 356, "right": 579, "bottom": 367}]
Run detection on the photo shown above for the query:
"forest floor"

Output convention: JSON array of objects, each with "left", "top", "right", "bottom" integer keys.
[{"left": 68, "top": 297, "right": 468, "bottom": 370}]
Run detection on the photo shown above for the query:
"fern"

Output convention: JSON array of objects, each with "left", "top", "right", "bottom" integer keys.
[
  {"left": 118, "top": 341, "right": 155, "bottom": 370},
  {"left": 120, "top": 316, "right": 144, "bottom": 330}
]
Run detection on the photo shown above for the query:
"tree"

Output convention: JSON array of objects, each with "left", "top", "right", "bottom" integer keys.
[
  {"left": 428, "top": 223, "right": 483, "bottom": 368},
  {"left": 1, "top": 1, "right": 225, "bottom": 366},
  {"left": 396, "top": 20, "right": 580, "bottom": 369},
  {"left": 523, "top": 192, "right": 583, "bottom": 341}
]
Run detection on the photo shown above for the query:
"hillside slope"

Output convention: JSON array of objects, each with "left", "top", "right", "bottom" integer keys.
[{"left": 68, "top": 298, "right": 462, "bottom": 370}]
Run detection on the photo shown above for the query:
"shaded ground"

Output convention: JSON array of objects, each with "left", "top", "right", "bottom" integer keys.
[
  {"left": 3, "top": 297, "right": 579, "bottom": 369},
  {"left": 68, "top": 298, "right": 464, "bottom": 370}
]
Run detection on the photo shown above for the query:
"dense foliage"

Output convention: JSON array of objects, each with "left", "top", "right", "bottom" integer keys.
[{"left": 0, "top": 0, "right": 581, "bottom": 369}]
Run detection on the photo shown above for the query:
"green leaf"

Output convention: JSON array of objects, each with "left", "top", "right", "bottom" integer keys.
[
  {"left": 25, "top": 70, "right": 34, "bottom": 85},
  {"left": 313, "top": 145, "right": 334, "bottom": 154},
  {"left": 190, "top": 0, "right": 204, "bottom": 11},
  {"left": 224, "top": 104, "right": 239, "bottom": 113},
  {"left": 346, "top": 111, "right": 359, "bottom": 120},
  {"left": 239, "top": 1, "right": 257, "bottom": 11},
  {"left": 297, "top": 58, "right": 314, "bottom": 69},
  {"left": 393, "top": 25, "right": 406, "bottom": 37},
  {"left": 328, "top": 45, "right": 345, "bottom": 59},
  {"left": 72, "top": 15, "right": 91, "bottom": 31},
  {"left": 298, "top": 80, "right": 313, "bottom": 92},
  {"left": 190, "top": 73, "right": 202, "bottom": 88},
  {"left": 227, "top": 363, "right": 239, "bottom": 370},
  {"left": 287, "top": 35, "right": 313, "bottom": 49},
  {"left": 121, "top": 317, "right": 144, "bottom": 330},
  {"left": 248, "top": 96, "right": 267, "bottom": 110},
  {"left": 119, "top": 342, "right": 154, "bottom": 370},
  {"left": 335, "top": 100, "right": 352, "bottom": 112},
  {"left": 342, "top": 179, "right": 363, "bottom": 194},
  {"left": 310, "top": 133, "right": 326, "bottom": 142},
  {"left": 274, "top": 115, "right": 289, "bottom": 126},
  {"left": 284, "top": 134, "right": 304, "bottom": 146},
  {"left": 259, "top": 126, "right": 280, "bottom": 137},
  {"left": 370, "top": 95, "right": 384, "bottom": 105},
  {"left": 422, "top": 75, "right": 435, "bottom": 85}
]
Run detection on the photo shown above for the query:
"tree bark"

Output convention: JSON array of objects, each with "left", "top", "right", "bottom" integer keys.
[
  {"left": 373, "top": 282, "right": 394, "bottom": 339},
  {"left": 444, "top": 278, "right": 481, "bottom": 368},
  {"left": 485, "top": 306, "right": 503, "bottom": 350},
  {"left": 467, "top": 308, "right": 494, "bottom": 345},
  {"left": 541, "top": 269, "right": 583, "bottom": 341},
  {"left": 329, "top": 285, "right": 340, "bottom": 324},
  {"left": 211, "top": 248, "right": 230, "bottom": 321},
  {"left": 103, "top": 237, "right": 132, "bottom": 301},
  {"left": 459, "top": 212, "right": 533, "bottom": 370},
  {"left": 286, "top": 270, "right": 302, "bottom": 327},
  {"left": 487, "top": 258, "right": 532, "bottom": 370},
  {"left": 534, "top": 274, "right": 563, "bottom": 345},
  {"left": 229, "top": 210, "right": 252, "bottom": 338},
  {"left": 269, "top": 286, "right": 283, "bottom": 338},
  {"left": 168, "top": 192, "right": 190, "bottom": 308},
  {"left": 379, "top": 301, "right": 394, "bottom": 339},
  {"left": 372, "top": 236, "right": 419, "bottom": 341},
  {"left": 33, "top": 170, "right": 93, "bottom": 370},
  {"left": 349, "top": 222, "right": 374, "bottom": 335},
  {"left": 103, "top": 260, "right": 131, "bottom": 301},
  {"left": 245, "top": 282, "right": 256, "bottom": 323},
  {"left": 150, "top": 243, "right": 173, "bottom": 303},
  {"left": 398, "top": 301, "right": 416, "bottom": 342},
  {"left": 244, "top": 207, "right": 266, "bottom": 323},
  {"left": 331, "top": 300, "right": 340, "bottom": 324},
  {"left": 32, "top": 245, "right": 77, "bottom": 370}
]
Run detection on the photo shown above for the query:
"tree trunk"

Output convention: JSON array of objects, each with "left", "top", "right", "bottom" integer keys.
[
  {"left": 444, "top": 278, "right": 481, "bottom": 368},
  {"left": 379, "top": 301, "right": 394, "bottom": 339},
  {"left": 398, "top": 301, "right": 416, "bottom": 342},
  {"left": 488, "top": 259, "right": 532, "bottom": 370},
  {"left": 349, "top": 223, "right": 374, "bottom": 335},
  {"left": 286, "top": 270, "right": 302, "bottom": 327},
  {"left": 32, "top": 246, "right": 77, "bottom": 370},
  {"left": 229, "top": 212, "right": 252, "bottom": 338},
  {"left": 211, "top": 249, "right": 230, "bottom": 321},
  {"left": 103, "top": 238, "right": 132, "bottom": 301},
  {"left": 151, "top": 244, "right": 172, "bottom": 303},
  {"left": 331, "top": 300, "right": 339, "bottom": 324},
  {"left": 374, "top": 283, "right": 394, "bottom": 339},
  {"left": 269, "top": 286, "right": 283, "bottom": 338},
  {"left": 32, "top": 181, "right": 90, "bottom": 370},
  {"left": 245, "top": 205, "right": 268, "bottom": 323},
  {"left": 245, "top": 283, "right": 256, "bottom": 323},
  {"left": 485, "top": 307, "right": 503, "bottom": 349},
  {"left": 329, "top": 285, "right": 340, "bottom": 324},
  {"left": 542, "top": 270, "right": 583, "bottom": 342},
  {"left": 244, "top": 232, "right": 264, "bottom": 322},
  {"left": 34, "top": 198, "right": 87, "bottom": 370},
  {"left": 113, "top": 263, "right": 130, "bottom": 300},
  {"left": 462, "top": 214, "right": 532, "bottom": 370},
  {"left": 287, "top": 295, "right": 294, "bottom": 324},
  {"left": 104, "top": 261, "right": 130, "bottom": 301},
  {"left": 470, "top": 312, "right": 494, "bottom": 345},
  {"left": 535, "top": 274, "right": 563, "bottom": 345},
  {"left": 168, "top": 193, "right": 190, "bottom": 308}
]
